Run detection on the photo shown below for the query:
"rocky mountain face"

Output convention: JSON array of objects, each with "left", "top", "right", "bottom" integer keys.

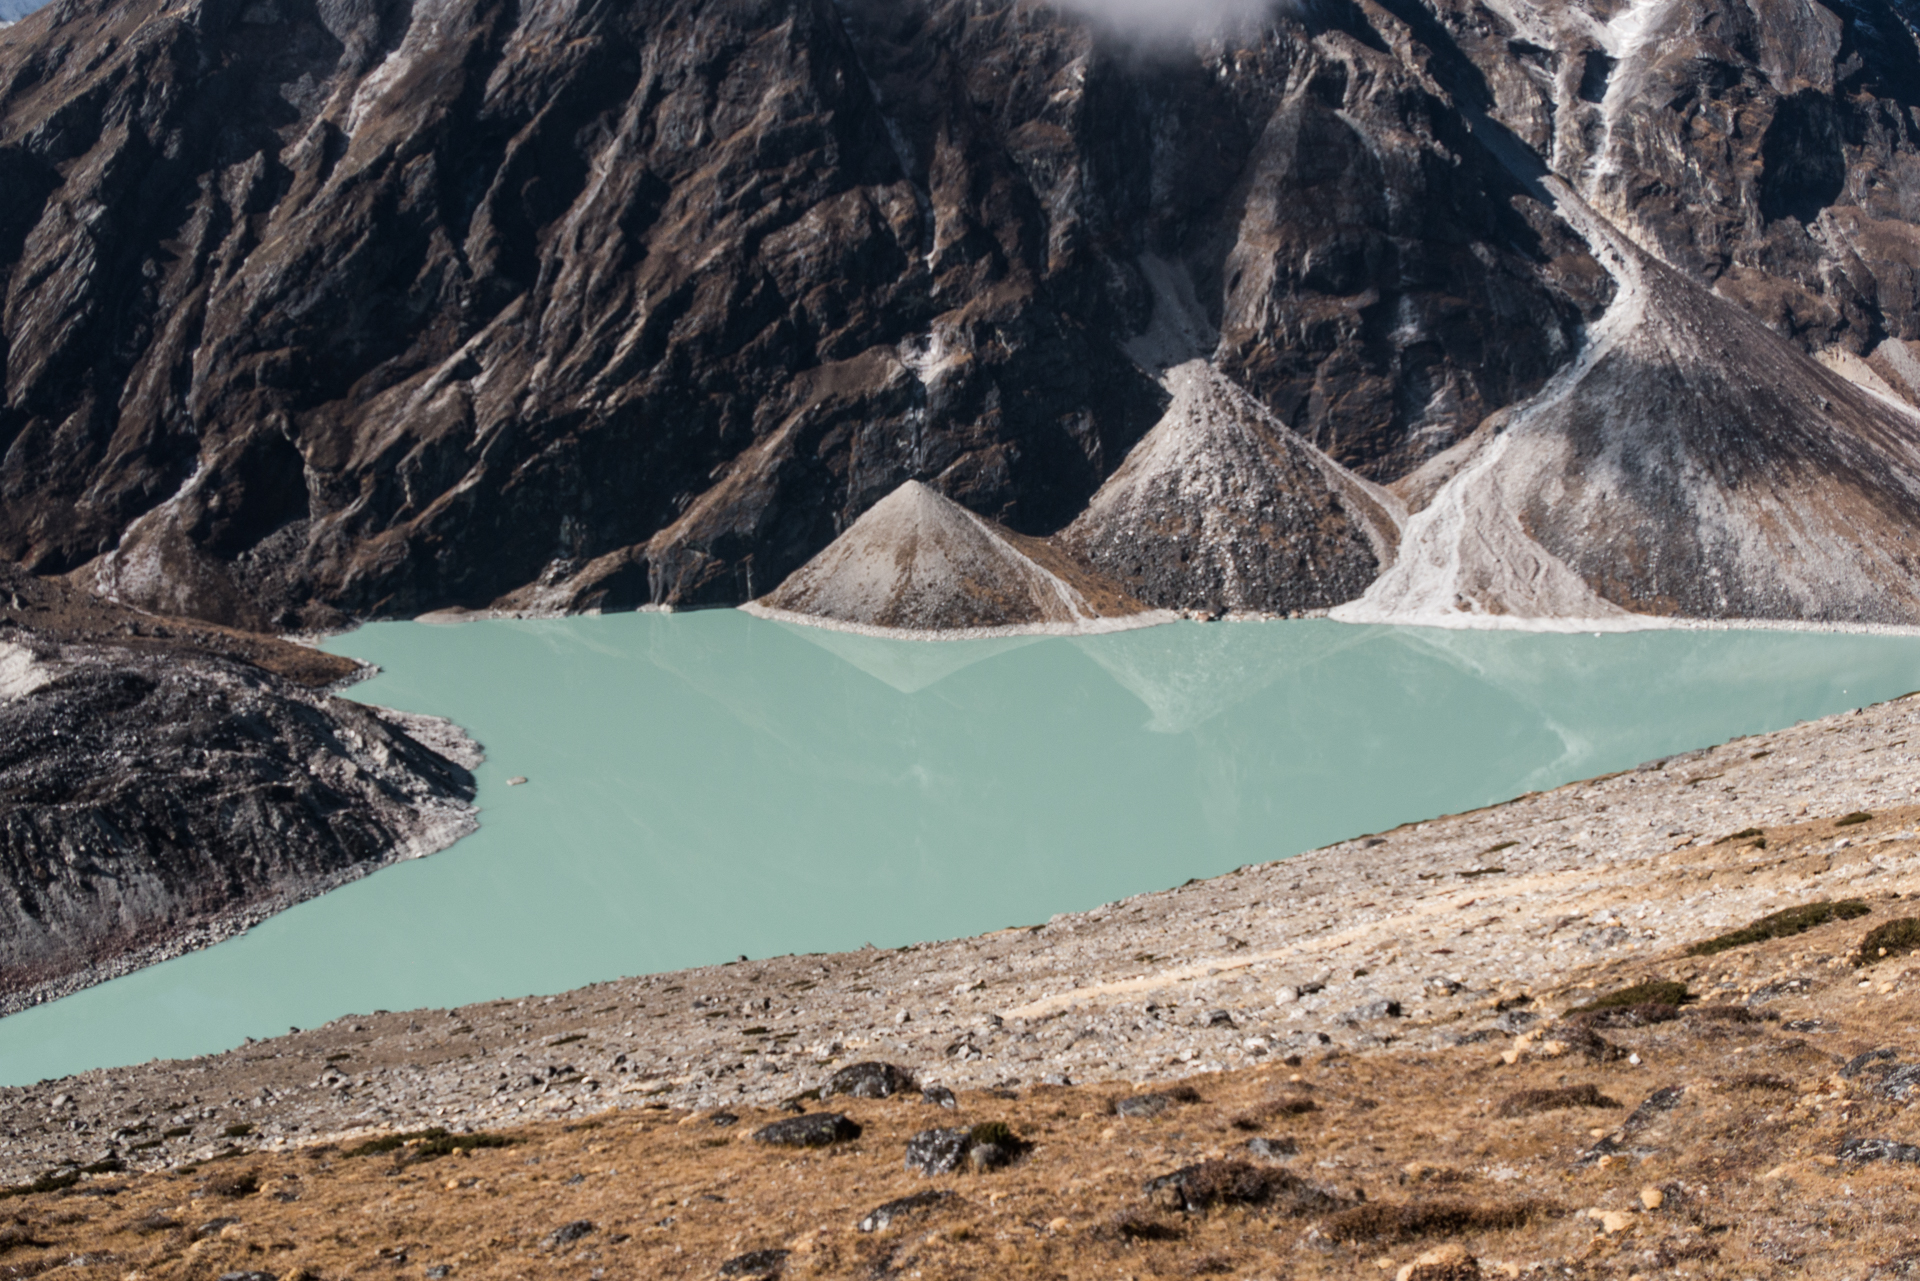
[
  {"left": 0, "top": 0, "right": 1917, "bottom": 627},
  {"left": 0, "top": 570, "right": 480, "bottom": 1014}
]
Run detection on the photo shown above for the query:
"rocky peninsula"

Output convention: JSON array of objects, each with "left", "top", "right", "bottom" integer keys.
[{"left": 0, "top": 568, "right": 482, "bottom": 1016}]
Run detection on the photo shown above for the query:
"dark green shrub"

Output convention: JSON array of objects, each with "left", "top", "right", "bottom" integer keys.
[
  {"left": 1854, "top": 918, "right": 1920, "bottom": 967},
  {"left": 1686, "top": 900, "right": 1872, "bottom": 957},
  {"left": 1565, "top": 980, "right": 1690, "bottom": 1016}
]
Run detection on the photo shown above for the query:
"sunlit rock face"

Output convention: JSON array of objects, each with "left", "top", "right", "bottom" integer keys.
[{"left": 0, "top": 0, "right": 1917, "bottom": 627}]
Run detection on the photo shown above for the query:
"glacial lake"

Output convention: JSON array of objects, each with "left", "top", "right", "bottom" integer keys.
[{"left": 6, "top": 613, "right": 1920, "bottom": 1084}]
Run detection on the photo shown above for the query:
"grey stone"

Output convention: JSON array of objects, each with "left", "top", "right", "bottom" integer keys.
[
  {"left": 857, "top": 1189, "right": 955, "bottom": 1232},
  {"left": 903, "top": 1127, "right": 970, "bottom": 1176},
  {"left": 751, "top": 1113, "right": 860, "bottom": 1149},
  {"left": 718, "top": 1248, "right": 790, "bottom": 1278},
  {"left": 821, "top": 1062, "right": 917, "bottom": 1100},
  {"left": 1841, "top": 1137, "right": 1920, "bottom": 1163}
]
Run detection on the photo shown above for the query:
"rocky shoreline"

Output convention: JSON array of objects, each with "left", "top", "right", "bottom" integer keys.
[{"left": 4, "top": 687, "right": 1918, "bottom": 1183}]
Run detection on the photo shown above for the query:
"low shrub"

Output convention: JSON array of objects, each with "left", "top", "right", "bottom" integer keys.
[
  {"left": 1686, "top": 900, "right": 1871, "bottom": 957},
  {"left": 1229, "top": 1097, "right": 1318, "bottom": 1130},
  {"left": 343, "top": 1127, "right": 514, "bottom": 1161},
  {"left": 1324, "top": 1197, "right": 1558, "bottom": 1243},
  {"left": 1854, "top": 918, "right": 1920, "bottom": 967},
  {"left": 204, "top": 1169, "right": 259, "bottom": 1198},
  {"left": 1565, "top": 981, "right": 1690, "bottom": 1016},
  {"left": 1107, "top": 1208, "right": 1184, "bottom": 1241},
  {"left": 1146, "top": 1160, "right": 1342, "bottom": 1214},
  {"left": 1571, "top": 1001, "right": 1683, "bottom": 1028},
  {"left": 1495, "top": 1084, "right": 1622, "bottom": 1118}
]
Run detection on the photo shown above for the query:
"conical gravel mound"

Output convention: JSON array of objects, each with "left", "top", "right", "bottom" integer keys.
[{"left": 744, "top": 481, "right": 1160, "bottom": 636}]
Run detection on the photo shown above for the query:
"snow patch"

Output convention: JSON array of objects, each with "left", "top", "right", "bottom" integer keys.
[
  {"left": 0, "top": 643, "right": 56, "bottom": 702},
  {"left": 1123, "top": 255, "right": 1219, "bottom": 374}
]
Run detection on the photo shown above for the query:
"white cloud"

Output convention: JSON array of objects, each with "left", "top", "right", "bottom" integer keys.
[{"left": 1051, "top": 0, "right": 1278, "bottom": 39}]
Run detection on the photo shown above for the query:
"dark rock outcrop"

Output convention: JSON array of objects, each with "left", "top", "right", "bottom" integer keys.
[
  {"left": 750, "top": 1112, "right": 860, "bottom": 1148},
  {"left": 903, "top": 1126, "right": 971, "bottom": 1176},
  {"left": 0, "top": 619, "right": 479, "bottom": 1015},
  {"left": 820, "top": 1061, "right": 918, "bottom": 1100}
]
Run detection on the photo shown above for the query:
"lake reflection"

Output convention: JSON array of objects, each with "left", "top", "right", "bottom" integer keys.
[{"left": 2, "top": 613, "right": 1916, "bottom": 1083}]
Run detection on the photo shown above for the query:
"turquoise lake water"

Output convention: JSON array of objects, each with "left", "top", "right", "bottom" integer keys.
[{"left": 5, "top": 613, "right": 1920, "bottom": 1084}]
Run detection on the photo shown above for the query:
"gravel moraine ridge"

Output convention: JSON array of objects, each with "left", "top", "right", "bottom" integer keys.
[{"left": 5, "top": 692, "right": 1920, "bottom": 1182}]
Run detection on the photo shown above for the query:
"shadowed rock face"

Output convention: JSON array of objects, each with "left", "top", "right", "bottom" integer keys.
[
  {"left": 1062, "top": 361, "right": 1402, "bottom": 615},
  {"left": 0, "top": 0, "right": 1917, "bottom": 627},
  {"left": 746, "top": 480, "right": 1151, "bottom": 633}
]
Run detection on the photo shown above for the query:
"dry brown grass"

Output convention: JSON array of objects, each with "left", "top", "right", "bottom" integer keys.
[{"left": 6, "top": 889, "right": 1920, "bottom": 1278}]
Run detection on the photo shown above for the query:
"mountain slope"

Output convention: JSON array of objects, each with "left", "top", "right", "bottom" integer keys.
[
  {"left": 1339, "top": 179, "right": 1920, "bottom": 626},
  {"left": 0, "top": 0, "right": 1603, "bottom": 626},
  {"left": 1, "top": 0, "right": 1919, "bottom": 626}
]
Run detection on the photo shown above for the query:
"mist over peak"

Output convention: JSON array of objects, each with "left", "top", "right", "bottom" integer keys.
[{"left": 1051, "top": 0, "right": 1278, "bottom": 39}]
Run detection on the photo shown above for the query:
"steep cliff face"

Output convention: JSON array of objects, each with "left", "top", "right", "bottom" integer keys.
[
  {"left": 0, "top": 0, "right": 1916, "bottom": 626},
  {"left": 0, "top": 0, "right": 1606, "bottom": 625}
]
